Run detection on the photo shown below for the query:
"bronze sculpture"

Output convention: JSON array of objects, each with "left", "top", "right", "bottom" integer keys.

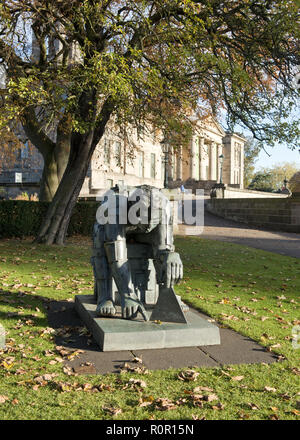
[{"left": 91, "top": 185, "right": 184, "bottom": 322}]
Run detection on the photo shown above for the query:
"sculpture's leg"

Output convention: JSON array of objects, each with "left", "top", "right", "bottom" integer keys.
[
  {"left": 104, "top": 224, "right": 148, "bottom": 321},
  {"left": 91, "top": 223, "right": 116, "bottom": 317}
]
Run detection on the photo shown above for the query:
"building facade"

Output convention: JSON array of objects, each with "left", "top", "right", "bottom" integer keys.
[
  {"left": 0, "top": 118, "right": 245, "bottom": 199},
  {"left": 79, "top": 118, "right": 245, "bottom": 198}
]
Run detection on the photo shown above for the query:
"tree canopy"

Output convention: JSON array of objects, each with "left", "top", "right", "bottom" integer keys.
[
  {"left": 0, "top": 0, "right": 299, "bottom": 243},
  {"left": 249, "top": 161, "right": 299, "bottom": 192}
]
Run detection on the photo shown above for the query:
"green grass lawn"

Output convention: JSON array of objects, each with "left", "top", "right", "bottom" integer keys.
[{"left": 0, "top": 236, "right": 299, "bottom": 420}]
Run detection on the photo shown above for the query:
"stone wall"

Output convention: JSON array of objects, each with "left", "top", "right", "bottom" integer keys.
[
  {"left": 206, "top": 197, "right": 300, "bottom": 232},
  {"left": 223, "top": 186, "right": 288, "bottom": 199}
]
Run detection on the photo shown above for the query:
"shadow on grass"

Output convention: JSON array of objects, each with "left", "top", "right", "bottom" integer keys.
[{"left": 0, "top": 289, "right": 136, "bottom": 372}]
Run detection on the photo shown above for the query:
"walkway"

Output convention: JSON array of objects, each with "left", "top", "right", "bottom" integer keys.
[{"left": 177, "top": 209, "right": 300, "bottom": 259}]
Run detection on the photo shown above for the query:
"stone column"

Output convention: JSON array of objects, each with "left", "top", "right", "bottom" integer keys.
[
  {"left": 199, "top": 137, "right": 206, "bottom": 180},
  {"left": 217, "top": 144, "right": 222, "bottom": 182},
  {"left": 177, "top": 146, "right": 183, "bottom": 180},
  {"left": 210, "top": 142, "right": 217, "bottom": 181},
  {"left": 168, "top": 146, "right": 174, "bottom": 180},
  {"left": 190, "top": 138, "right": 199, "bottom": 180},
  {"left": 239, "top": 144, "right": 244, "bottom": 189}
]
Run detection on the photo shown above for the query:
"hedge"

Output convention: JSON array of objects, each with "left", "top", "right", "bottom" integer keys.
[{"left": 0, "top": 200, "right": 99, "bottom": 238}]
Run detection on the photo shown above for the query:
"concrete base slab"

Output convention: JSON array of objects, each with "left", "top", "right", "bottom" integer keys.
[
  {"left": 132, "top": 347, "right": 219, "bottom": 369},
  {"left": 75, "top": 295, "right": 220, "bottom": 352}
]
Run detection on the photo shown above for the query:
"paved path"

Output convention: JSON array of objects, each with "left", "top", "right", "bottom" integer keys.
[
  {"left": 177, "top": 209, "right": 300, "bottom": 259},
  {"left": 47, "top": 300, "right": 278, "bottom": 374}
]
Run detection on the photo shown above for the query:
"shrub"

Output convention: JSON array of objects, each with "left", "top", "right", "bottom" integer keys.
[{"left": 0, "top": 200, "right": 99, "bottom": 238}]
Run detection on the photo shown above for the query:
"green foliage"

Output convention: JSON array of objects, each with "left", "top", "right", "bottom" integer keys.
[
  {"left": 243, "top": 137, "right": 262, "bottom": 188},
  {"left": 0, "top": 201, "right": 98, "bottom": 238},
  {"left": 249, "top": 162, "right": 300, "bottom": 192},
  {"left": 248, "top": 171, "right": 275, "bottom": 192},
  {"left": 0, "top": 0, "right": 299, "bottom": 146}
]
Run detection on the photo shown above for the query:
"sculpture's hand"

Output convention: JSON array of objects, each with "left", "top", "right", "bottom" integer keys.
[
  {"left": 96, "top": 299, "right": 116, "bottom": 317},
  {"left": 121, "top": 293, "right": 149, "bottom": 321},
  {"left": 159, "top": 252, "right": 183, "bottom": 288}
]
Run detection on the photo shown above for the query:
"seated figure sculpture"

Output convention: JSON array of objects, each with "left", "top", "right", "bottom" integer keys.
[{"left": 91, "top": 185, "right": 183, "bottom": 321}]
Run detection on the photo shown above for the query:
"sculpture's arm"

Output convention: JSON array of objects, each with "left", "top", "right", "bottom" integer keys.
[{"left": 152, "top": 218, "right": 183, "bottom": 288}]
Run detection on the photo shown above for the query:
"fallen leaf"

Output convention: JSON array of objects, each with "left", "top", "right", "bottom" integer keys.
[
  {"left": 178, "top": 369, "right": 199, "bottom": 382},
  {"left": 248, "top": 403, "right": 259, "bottom": 410},
  {"left": 138, "top": 396, "right": 154, "bottom": 407},
  {"left": 264, "top": 386, "right": 276, "bottom": 392},
  {"left": 231, "top": 376, "right": 244, "bottom": 381},
  {"left": 212, "top": 402, "right": 225, "bottom": 410},
  {"left": 0, "top": 395, "right": 9, "bottom": 404},
  {"left": 204, "top": 393, "right": 219, "bottom": 402},
  {"left": 194, "top": 386, "right": 214, "bottom": 393},
  {"left": 154, "top": 397, "right": 177, "bottom": 411},
  {"left": 102, "top": 406, "right": 123, "bottom": 416}
]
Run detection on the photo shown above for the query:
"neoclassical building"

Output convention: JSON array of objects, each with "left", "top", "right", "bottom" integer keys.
[
  {"left": 0, "top": 116, "right": 245, "bottom": 199},
  {"left": 79, "top": 118, "right": 245, "bottom": 197}
]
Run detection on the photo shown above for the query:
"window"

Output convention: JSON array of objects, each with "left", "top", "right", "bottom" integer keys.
[
  {"left": 106, "top": 179, "right": 113, "bottom": 188},
  {"left": 234, "top": 142, "right": 241, "bottom": 167},
  {"left": 138, "top": 152, "right": 144, "bottom": 178},
  {"left": 104, "top": 139, "right": 111, "bottom": 164},
  {"left": 20, "top": 141, "right": 29, "bottom": 159},
  {"left": 150, "top": 153, "right": 156, "bottom": 179},
  {"left": 114, "top": 141, "right": 122, "bottom": 165}
]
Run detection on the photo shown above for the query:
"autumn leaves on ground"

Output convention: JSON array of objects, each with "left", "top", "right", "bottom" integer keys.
[{"left": 0, "top": 237, "right": 299, "bottom": 420}]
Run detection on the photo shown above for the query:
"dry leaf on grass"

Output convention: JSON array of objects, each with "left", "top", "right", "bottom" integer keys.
[
  {"left": 248, "top": 403, "right": 259, "bottom": 410},
  {"left": 154, "top": 397, "right": 177, "bottom": 411},
  {"left": 123, "top": 378, "right": 147, "bottom": 390},
  {"left": 178, "top": 369, "right": 199, "bottom": 382},
  {"left": 192, "top": 414, "right": 206, "bottom": 420},
  {"left": 264, "top": 386, "right": 277, "bottom": 392},
  {"left": 231, "top": 376, "right": 244, "bottom": 381},
  {"left": 138, "top": 395, "right": 155, "bottom": 407},
  {"left": 0, "top": 395, "right": 9, "bottom": 404},
  {"left": 120, "top": 362, "right": 149, "bottom": 375},
  {"left": 194, "top": 386, "right": 214, "bottom": 393},
  {"left": 103, "top": 406, "right": 122, "bottom": 416}
]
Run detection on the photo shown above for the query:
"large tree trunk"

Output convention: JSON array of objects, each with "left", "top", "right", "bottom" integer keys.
[
  {"left": 35, "top": 134, "right": 93, "bottom": 244},
  {"left": 35, "top": 100, "right": 113, "bottom": 245},
  {"left": 39, "top": 149, "right": 60, "bottom": 202},
  {"left": 23, "top": 108, "right": 71, "bottom": 202}
]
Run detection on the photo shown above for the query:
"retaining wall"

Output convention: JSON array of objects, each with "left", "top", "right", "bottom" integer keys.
[{"left": 206, "top": 197, "right": 300, "bottom": 233}]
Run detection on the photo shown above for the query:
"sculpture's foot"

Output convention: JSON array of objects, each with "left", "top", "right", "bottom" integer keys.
[
  {"left": 121, "top": 294, "right": 149, "bottom": 322},
  {"left": 96, "top": 299, "right": 116, "bottom": 317}
]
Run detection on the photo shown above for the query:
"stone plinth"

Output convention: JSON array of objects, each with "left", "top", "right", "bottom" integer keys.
[{"left": 75, "top": 295, "right": 220, "bottom": 352}]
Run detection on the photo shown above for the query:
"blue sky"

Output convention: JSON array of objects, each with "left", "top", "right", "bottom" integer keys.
[{"left": 254, "top": 143, "right": 300, "bottom": 171}]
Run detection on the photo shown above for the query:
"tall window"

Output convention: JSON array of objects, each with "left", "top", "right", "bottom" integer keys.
[
  {"left": 104, "top": 139, "right": 111, "bottom": 164},
  {"left": 114, "top": 141, "right": 122, "bottom": 165},
  {"left": 138, "top": 152, "right": 144, "bottom": 177},
  {"left": 150, "top": 153, "right": 156, "bottom": 179},
  {"left": 234, "top": 142, "right": 241, "bottom": 167}
]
